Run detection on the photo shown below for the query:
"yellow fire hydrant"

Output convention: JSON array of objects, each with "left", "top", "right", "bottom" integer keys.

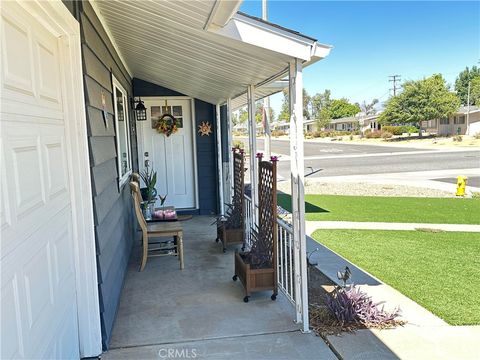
[{"left": 456, "top": 175, "right": 468, "bottom": 196}]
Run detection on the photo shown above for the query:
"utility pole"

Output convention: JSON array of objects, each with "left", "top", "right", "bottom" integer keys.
[
  {"left": 466, "top": 81, "right": 471, "bottom": 135},
  {"left": 389, "top": 75, "right": 401, "bottom": 96},
  {"left": 262, "top": 0, "right": 271, "bottom": 157}
]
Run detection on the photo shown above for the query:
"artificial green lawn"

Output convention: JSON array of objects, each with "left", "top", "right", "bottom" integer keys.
[
  {"left": 278, "top": 194, "right": 480, "bottom": 224},
  {"left": 312, "top": 229, "right": 480, "bottom": 325}
]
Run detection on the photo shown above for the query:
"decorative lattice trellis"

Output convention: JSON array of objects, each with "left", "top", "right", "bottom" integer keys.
[
  {"left": 242, "top": 154, "right": 278, "bottom": 269},
  {"left": 224, "top": 150, "right": 245, "bottom": 229},
  {"left": 215, "top": 148, "right": 245, "bottom": 251}
]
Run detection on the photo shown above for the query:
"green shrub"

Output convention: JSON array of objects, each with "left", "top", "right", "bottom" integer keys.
[
  {"left": 474, "top": 132, "right": 480, "bottom": 140},
  {"left": 382, "top": 126, "right": 403, "bottom": 135},
  {"left": 382, "top": 125, "right": 418, "bottom": 135}
]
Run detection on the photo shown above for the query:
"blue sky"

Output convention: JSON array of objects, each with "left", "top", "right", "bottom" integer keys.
[{"left": 239, "top": 0, "right": 480, "bottom": 117}]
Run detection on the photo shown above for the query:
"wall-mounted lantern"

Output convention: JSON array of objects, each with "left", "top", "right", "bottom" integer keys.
[{"left": 134, "top": 98, "right": 147, "bottom": 121}]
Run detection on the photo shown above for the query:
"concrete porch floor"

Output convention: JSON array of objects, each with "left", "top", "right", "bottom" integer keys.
[{"left": 103, "top": 216, "right": 336, "bottom": 359}]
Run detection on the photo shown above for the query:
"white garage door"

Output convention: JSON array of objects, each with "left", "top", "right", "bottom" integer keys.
[{"left": 1, "top": 2, "right": 80, "bottom": 359}]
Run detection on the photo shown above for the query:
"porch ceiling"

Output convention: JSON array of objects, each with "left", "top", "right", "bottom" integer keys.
[
  {"left": 92, "top": 0, "right": 330, "bottom": 105},
  {"left": 231, "top": 80, "right": 288, "bottom": 110}
]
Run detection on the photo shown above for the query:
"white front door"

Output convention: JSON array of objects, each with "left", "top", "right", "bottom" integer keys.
[
  {"left": 1, "top": 2, "right": 81, "bottom": 358},
  {"left": 138, "top": 98, "right": 196, "bottom": 209}
]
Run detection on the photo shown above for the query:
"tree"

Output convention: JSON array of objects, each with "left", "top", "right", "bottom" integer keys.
[
  {"left": 470, "top": 76, "right": 480, "bottom": 106},
  {"left": 231, "top": 112, "right": 239, "bottom": 126},
  {"left": 277, "top": 89, "right": 290, "bottom": 122},
  {"left": 303, "top": 88, "right": 311, "bottom": 119},
  {"left": 455, "top": 66, "right": 480, "bottom": 105},
  {"left": 379, "top": 74, "right": 460, "bottom": 135},
  {"left": 255, "top": 100, "right": 275, "bottom": 124},
  {"left": 329, "top": 98, "right": 361, "bottom": 119},
  {"left": 277, "top": 88, "right": 312, "bottom": 122},
  {"left": 311, "top": 90, "right": 332, "bottom": 119},
  {"left": 356, "top": 99, "right": 379, "bottom": 115},
  {"left": 238, "top": 108, "right": 248, "bottom": 124}
]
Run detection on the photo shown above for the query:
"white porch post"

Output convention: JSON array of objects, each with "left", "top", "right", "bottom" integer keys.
[
  {"left": 227, "top": 98, "right": 233, "bottom": 203},
  {"left": 247, "top": 85, "right": 258, "bottom": 221},
  {"left": 289, "top": 58, "right": 310, "bottom": 332},
  {"left": 264, "top": 96, "right": 272, "bottom": 158},
  {"left": 262, "top": 0, "right": 271, "bottom": 158},
  {"left": 216, "top": 103, "right": 225, "bottom": 215}
]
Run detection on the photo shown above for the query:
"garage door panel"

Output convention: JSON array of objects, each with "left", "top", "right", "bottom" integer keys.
[
  {"left": 1, "top": 2, "right": 81, "bottom": 357},
  {"left": 10, "top": 135, "right": 46, "bottom": 217},
  {"left": 1, "top": 276, "right": 24, "bottom": 359},
  {"left": 1, "top": 207, "right": 76, "bottom": 358},
  {"left": 0, "top": 8, "right": 34, "bottom": 97},
  {"left": 23, "top": 243, "right": 54, "bottom": 329},
  {"left": 51, "top": 223, "right": 74, "bottom": 289},
  {"left": 0, "top": 137, "right": 12, "bottom": 232},
  {"left": 1, "top": 123, "right": 72, "bottom": 259},
  {"left": 33, "top": 20, "right": 63, "bottom": 109},
  {"left": 43, "top": 135, "right": 69, "bottom": 200}
]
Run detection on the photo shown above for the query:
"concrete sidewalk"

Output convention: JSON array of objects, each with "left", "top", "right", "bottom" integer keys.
[
  {"left": 306, "top": 235, "right": 480, "bottom": 360},
  {"left": 306, "top": 221, "right": 480, "bottom": 235},
  {"left": 301, "top": 168, "right": 480, "bottom": 195}
]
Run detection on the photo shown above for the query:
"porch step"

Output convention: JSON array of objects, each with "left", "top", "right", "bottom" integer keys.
[{"left": 102, "top": 330, "right": 337, "bottom": 360}]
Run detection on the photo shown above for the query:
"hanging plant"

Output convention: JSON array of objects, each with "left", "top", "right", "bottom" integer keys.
[{"left": 156, "top": 114, "right": 178, "bottom": 137}]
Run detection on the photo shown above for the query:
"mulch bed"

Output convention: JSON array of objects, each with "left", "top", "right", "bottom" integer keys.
[{"left": 307, "top": 266, "right": 405, "bottom": 337}]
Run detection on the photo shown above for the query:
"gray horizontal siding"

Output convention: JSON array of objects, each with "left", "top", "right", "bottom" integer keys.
[
  {"left": 91, "top": 159, "right": 118, "bottom": 196},
  {"left": 89, "top": 137, "right": 117, "bottom": 167},
  {"left": 84, "top": 76, "right": 114, "bottom": 113},
  {"left": 78, "top": 1, "right": 137, "bottom": 350},
  {"left": 87, "top": 106, "right": 115, "bottom": 137}
]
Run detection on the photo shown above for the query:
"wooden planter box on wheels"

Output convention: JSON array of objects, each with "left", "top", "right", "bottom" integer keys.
[
  {"left": 233, "top": 154, "right": 278, "bottom": 302},
  {"left": 216, "top": 149, "right": 245, "bottom": 252}
]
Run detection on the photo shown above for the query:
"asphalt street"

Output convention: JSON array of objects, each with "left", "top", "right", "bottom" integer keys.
[{"left": 236, "top": 138, "right": 480, "bottom": 180}]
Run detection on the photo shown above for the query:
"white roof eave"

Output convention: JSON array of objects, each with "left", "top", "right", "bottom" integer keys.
[
  {"left": 208, "top": 13, "right": 331, "bottom": 62},
  {"left": 91, "top": 0, "right": 332, "bottom": 105}
]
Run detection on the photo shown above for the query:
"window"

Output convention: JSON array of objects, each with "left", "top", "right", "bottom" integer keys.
[
  {"left": 440, "top": 117, "right": 449, "bottom": 125},
  {"left": 112, "top": 76, "right": 132, "bottom": 186},
  {"left": 454, "top": 115, "right": 465, "bottom": 125}
]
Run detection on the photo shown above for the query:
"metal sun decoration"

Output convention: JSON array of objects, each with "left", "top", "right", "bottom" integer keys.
[{"left": 198, "top": 121, "right": 212, "bottom": 136}]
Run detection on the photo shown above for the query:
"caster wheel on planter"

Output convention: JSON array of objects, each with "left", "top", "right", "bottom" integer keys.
[
  {"left": 243, "top": 296, "right": 250, "bottom": 303},
  {"left": 222, "top": 248, "right": 226, "bottom": 253},
  {"left": 215, "top": 238, "right": 219, "bottom": 243},
  {"left": 232, "top": 275, "right": 238, "bottom": 281},
  {"left": 271, "top": 294, "right": 277, "bottom": 301}
]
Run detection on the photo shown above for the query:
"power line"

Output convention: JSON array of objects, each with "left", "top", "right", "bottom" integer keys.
[{"left": 389, "top": 75, "right": 402, "bottom": 96}]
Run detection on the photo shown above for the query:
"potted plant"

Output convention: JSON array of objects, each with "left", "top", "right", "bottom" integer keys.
[{"left": 140, "top": 164, "right": 157, "bottom": 219}]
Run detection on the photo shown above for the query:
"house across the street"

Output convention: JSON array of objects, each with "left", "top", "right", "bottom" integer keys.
[
  {"left": 303, "top": 113, "right": 381, "bottom": 133},
  {"left": 421, "top": 106, "right": 480, "bottom": 136}
]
